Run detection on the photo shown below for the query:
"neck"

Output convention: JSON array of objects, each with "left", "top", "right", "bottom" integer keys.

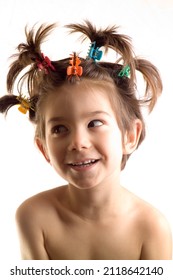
[{"left": 66, "top": 177, "right": 123, "bottom": 221}]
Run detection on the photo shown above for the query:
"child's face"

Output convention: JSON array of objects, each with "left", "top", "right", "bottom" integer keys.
[{"left": 37, "top": 81, "right": 132, "bottom": 189}]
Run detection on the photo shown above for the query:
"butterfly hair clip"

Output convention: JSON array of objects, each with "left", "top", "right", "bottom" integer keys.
[
  {"left": 118, "top": 65, "right": 130, "bottom": 78},
  {"left": 16, "top": 95, "right": 35, "bottom": 114},
  {"left": 87, "top": 41, "right": 103, "bottom": 61},
  {"left": 36, "top": 53, "right": 55, "bottom": 74},
  {"left": 67, "top": 52, "right": 83, "bottom": 80}
]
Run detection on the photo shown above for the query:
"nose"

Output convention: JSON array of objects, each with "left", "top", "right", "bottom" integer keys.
[{"left": 67, "top": 127, "right": 91, "bottom": 151}]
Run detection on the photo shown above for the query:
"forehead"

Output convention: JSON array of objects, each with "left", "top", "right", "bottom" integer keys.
[
  {"left": 42, "top": 80, "right": 115, "bottom": 118},
  {"left": 42, "top": 79, "right": 118, "bottom": 116}
]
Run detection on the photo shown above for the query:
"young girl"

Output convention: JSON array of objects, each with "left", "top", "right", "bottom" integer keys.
[{"left": 0, "top": 21, "right": 172, "bottom": 260}]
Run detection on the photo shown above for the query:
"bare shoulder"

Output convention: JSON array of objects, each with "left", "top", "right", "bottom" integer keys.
[
  {"left": 16, "top": 185, "right": 67, "bottom": 222},
  {"left": 140, "top": 204, "right": 172, "bottom": 259},
  {"left": 15, "top": 185, "right": 67, "bottom": 259},
  {"left": 123, "top": 188, "right": 172, "bottom": 260}
]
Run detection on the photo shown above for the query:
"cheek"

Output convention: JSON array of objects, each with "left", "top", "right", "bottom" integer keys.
[
  {"left": 46, "top": 139, "right": 64, "bottom": 162},
  {"left": 98, "top": 129, "right": 123, "bottom": 158}
]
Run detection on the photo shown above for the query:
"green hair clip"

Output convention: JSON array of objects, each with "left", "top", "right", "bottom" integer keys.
[{"left": 118, "top": 65, "right": 130, "bottom": 77}]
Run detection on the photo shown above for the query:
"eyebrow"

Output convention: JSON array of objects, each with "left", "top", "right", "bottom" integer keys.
[{"left": 47, "top": 111, "right": 111, "bottom": 124}]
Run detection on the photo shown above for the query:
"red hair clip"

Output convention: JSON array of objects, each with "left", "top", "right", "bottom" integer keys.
[
  {"left": 67, "top": 53, "right": 83, "bottom": 79},
  {"left": 36, "top": 53, "right": 55, "bottom": 74}
]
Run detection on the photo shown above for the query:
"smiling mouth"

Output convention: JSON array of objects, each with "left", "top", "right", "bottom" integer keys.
[{"left": 68, "top": 159, "right": 99, "bottom": 167}]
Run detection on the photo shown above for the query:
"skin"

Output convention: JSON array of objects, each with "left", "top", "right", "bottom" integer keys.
[{"left": 16, "top": 80, "right": 172, "bottom": 260}]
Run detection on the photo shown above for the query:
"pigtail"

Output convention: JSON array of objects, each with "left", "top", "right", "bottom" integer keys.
[
  {"left": 0, "top": 24, "right": 56, "bottom": 121},
  {"left": 7, "top": 23, "right": 56, "bottom": 97},
  {"left": 0, "top": 94, "right": 38, "bottom": 122},
  {"left": 66, "top": 20, "right": 136, "bottom": 79},
  {"left": 0, "top": 95, "right": 19, "bottom": 115},
  {"left": 134, "top": 58, "right": 163, "bottom": 112}
]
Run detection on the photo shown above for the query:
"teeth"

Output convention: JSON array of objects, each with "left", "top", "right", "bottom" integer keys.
[{"left": 71, "top": 159, "right": 96, "bottom": 166}]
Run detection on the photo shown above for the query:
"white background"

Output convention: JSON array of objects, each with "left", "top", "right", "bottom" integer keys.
[{"left": 0, "top": 0, "right": 173, "bottom": 260}]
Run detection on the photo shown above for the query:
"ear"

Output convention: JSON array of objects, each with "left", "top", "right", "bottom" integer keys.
[
  {"left": 35, "top": 138, "right": 51, "bottom": 164},
  {"left": 123, "top": 119, "right": 142, "bottom": 155}
]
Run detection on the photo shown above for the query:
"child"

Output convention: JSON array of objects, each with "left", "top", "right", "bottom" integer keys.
[{"left": 0, "top": 21, "right": 172, "bottom": 260}]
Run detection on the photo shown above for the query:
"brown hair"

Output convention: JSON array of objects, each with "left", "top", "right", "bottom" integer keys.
[{"left": 0, "top": 20, "right": 162, "bottom": 169}]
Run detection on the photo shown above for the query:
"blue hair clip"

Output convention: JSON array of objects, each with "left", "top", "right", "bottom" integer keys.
[
  {"left": 118, "top": 65, "right": 130, "bottom": 77},
  {"left": 87, "top": 41, "right": 103, "bottom": 61}
]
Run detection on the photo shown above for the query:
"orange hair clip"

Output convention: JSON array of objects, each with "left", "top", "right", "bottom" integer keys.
[
  {"left": 16, "top": 95, "right": 34, "bottom": 114},
  {"left": 67, "top": 53, "right": 83, "bottom": 79}
]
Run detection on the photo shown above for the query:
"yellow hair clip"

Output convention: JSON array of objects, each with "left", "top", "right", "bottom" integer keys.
[{"left": 16, "top": 95, "right": 34, "bottom": 114}]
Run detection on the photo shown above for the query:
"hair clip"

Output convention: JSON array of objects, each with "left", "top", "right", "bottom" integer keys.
[
  {"left": 118, "top": 65, "right": 130, "bottom": 77},
  {"left": 36, "top": 53, "right": 55, "bottom": 74},
  {"left": 87, "top": 41, "right": 103, "bottom": 61},
  {"left": 16, "top": 95, "right": 34, "bottom": 114},
  {"left": 67, "top": 52, "right": 83, "bottom": 79}
]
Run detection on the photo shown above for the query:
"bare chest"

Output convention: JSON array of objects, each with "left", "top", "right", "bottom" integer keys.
[{"left": 44, "top": 216, "right": 142, "bottom": 260}]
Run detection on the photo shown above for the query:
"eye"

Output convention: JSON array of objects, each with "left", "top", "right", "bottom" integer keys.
[
  {"left": 51, "top": 125, "right": 68, "bottom": 135},
  {"left": 88, "top": 120, "right": 103, "bottom": 128}
]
